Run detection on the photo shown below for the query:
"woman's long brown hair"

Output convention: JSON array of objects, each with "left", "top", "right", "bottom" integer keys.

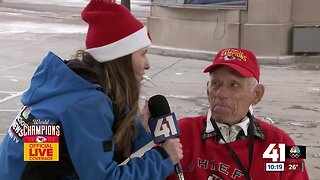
[{"left": 75, "top": 50, "right": 139, "bottom": 159}]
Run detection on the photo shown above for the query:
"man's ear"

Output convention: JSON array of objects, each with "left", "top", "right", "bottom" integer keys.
[{"left": 252, "top": 84, "right": 265, "bottom": 105}]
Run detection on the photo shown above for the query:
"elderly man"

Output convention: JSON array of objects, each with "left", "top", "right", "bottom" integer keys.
[{"left": 167, "top": 48, "right": 308, "bottom": 180}]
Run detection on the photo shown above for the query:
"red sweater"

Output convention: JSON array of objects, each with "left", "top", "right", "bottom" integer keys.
[{"left": 167, "top": 116, "right": 309, "bottom": 180}]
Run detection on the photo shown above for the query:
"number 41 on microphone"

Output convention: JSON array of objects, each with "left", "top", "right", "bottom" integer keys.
[{"left": 148, "top": 113, "right": 180, "bottom": 144}]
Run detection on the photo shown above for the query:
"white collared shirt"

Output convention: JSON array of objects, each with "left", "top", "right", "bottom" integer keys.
[{"left": 206, "top": 106, "right": 253, "bottom": 144}]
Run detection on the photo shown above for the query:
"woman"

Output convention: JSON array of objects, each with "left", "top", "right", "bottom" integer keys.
[{"left": 0, "top": 1, "right": 182, "bottom": 179}]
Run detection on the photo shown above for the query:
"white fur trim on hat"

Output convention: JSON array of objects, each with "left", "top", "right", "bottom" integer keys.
[{"left": 86, "top": 27, "right": 151, "bottom": 62}]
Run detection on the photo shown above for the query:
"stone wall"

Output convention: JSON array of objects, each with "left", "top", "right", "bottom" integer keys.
[{"left": 148, "top": 0, "right": 320, "bottom": 59}]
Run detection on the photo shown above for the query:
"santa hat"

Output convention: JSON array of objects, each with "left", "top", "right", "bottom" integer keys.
[
  {"left": 81, "top": 1, "right": 151, "bottom": 62},
  {"left": 204, "top": 48, "right": 260, "bottom": 82}
]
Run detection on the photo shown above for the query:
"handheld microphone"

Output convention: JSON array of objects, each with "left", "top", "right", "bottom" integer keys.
[{"left": 148, "top": 95, "right": 184, "bottom": 180}]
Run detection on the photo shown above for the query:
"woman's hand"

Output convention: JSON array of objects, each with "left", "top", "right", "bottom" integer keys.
[
  {"left": 139, "top": 100, "right": 151, "bottom": 132},
  {"left": 161, "top": 138, "right": 183, "bottom": 165}
]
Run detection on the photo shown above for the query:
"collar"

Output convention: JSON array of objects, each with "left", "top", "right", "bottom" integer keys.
[
  {"left": 212, "top": 115, "right": 250, "bottom": 136},
  {"left": 205, "top": 106, "right": 253, "bottom": 135},
  {"left": 202, "top": 107, "right": 265, "bottom": 141}
]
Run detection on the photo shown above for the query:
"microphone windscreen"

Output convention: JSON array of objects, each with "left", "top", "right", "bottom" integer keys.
[{"left": 148, "top": 95, "right": 171, "bottom": 118}]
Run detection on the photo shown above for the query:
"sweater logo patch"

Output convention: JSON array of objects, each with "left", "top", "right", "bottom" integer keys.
[{"left": 196, "top": 157, "right": 244, "bottom": 179}]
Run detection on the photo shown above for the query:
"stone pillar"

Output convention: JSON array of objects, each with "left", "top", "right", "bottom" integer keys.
[
  {"left": 148, "top": 6, "right": 242, "bottom": 52},
  {"left": 242, "top": 0, "right": 293, "bottom": 56}
]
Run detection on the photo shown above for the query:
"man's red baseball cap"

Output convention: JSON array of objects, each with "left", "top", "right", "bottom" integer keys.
[{"left": 203, "top": 48, "right": 260, "bottom": 82}]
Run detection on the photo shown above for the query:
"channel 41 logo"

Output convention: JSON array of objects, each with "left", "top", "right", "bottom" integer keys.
[{"left": 263, "top": 144, "right": 306, "bottom": 162}]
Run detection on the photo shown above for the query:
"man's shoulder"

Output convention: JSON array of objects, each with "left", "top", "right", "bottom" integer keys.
[
  {"left": 177, "top": 116, "right": 206, "bottom": 142},
  {"left": 178, "top": 115, "right": 206, "bottom": 125},
  {"left": 255, "top": 118, "right": 295, "bottom": 144},
  {"left": 255, "top": 118, "right": 283, "bottom": 132},
  {"left": 178, "top": 116, "right": 206, "bottom": 131}
]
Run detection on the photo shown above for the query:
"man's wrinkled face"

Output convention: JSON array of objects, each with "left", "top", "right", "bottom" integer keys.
[{"left": 207, "top": 66, "right": 260, "bottom": 125}]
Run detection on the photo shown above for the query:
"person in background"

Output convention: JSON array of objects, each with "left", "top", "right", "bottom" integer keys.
[
  {"left": 0, "top": 1, "right": 182, "bottom": 179},
  {"left": 167, "top": 48, "right": 308, "bottom": 180}
]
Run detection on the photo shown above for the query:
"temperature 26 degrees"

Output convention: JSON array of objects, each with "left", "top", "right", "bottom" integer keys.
[
  {"left": 265, "top": 162, "right": 284, "bottom": 172},
  {"left": 284, "top": 162, "right": 304, "bottom": 172}
]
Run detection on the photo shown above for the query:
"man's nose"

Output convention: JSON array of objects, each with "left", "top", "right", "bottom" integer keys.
[{"left": 215, "top": 85, "right": 229, "bottom": 98}]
